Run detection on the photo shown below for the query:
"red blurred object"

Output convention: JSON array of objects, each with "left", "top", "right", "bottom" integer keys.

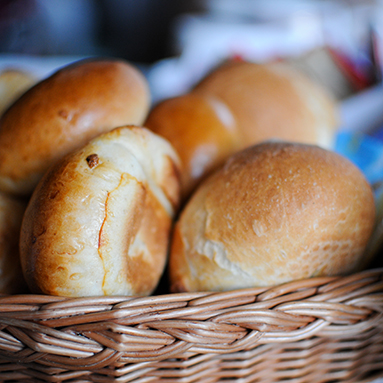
[{"left": 329, "top": 48, "right": 375, "bottom": 92}]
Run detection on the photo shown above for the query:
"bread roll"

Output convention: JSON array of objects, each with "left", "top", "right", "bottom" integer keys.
[
  {"left": 145, "top": 60, "right": 338, "bottom": 202},
  {"left": 20, "top": 126, "right": 181, "bottom": 297},
  {"left": 145, "top": 93, "right": 241, "bottom": 200},
  {"left": 0, "top": 69, "right": 36, "bottom": 116},
  {"left": 170, "top": 142, "right": 375, "bottom": 292},
  {"left": 0, "top": 59, "right": 150, "bottom": 196},
  {"left": 0, "top": 191, "right": 28, "bottom": 294},
  {"left": 194, "top": 60, "right": 339, "bottom": 150}
]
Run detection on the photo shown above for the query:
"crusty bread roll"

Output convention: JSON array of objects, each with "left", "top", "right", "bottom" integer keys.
[
  {"left": 145, "top": 93, "right": 241, "bottom": 199},
  {"left": 0, "top": 191, "right": 28, "bottom": 294},
  {"left": 0, "top": 69, "right": 36, "bottom": 116},
  {"left": 0, "top": 59, "right": 150, "bottom": 196},
  {"left": 194, "top": 60, "right": 339, "bottom": 150},
  {"left": 145, "top": 60, "right": 339, "bottom": 202},
  {"left": 169, "top": 142, "right": 375, "bottom": 292},
  {"left": 20, "top": 126, "right": 181, "bottom": 297}
]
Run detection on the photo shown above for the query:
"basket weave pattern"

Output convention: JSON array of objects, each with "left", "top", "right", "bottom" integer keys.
[{"left": 0, "top": 269, "right": 382, "bottom": 382}]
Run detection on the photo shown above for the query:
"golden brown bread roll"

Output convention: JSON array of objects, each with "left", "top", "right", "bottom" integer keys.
[
  {"left": 20, "top": 126, "right": 181, "bottom": 297},
  {"left": 0, "top": 191, "right": 28, "bottom": 294},
  {"left": 145, "top": 93, "right": 241, "bottom": 200},
  {"left": 194, "top": 60, "right": 339, "bottom": 149},
  {"left": 0, "top": 59, "right": 150, "bottom": 196},
  {"left": 169, "top": 142, "right": 375, "bottom": 292},
  {"left": 145, "top": 60, "right": 339, "bottom": 202},
  {"left": 0, "top": 69, "right": 36, "bottom": 116}
]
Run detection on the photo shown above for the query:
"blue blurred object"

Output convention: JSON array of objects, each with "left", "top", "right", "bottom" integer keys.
[
  {"left": 371, "top": 126, "right": 383, "bottom": 142},
  {"left": 335, "top": 131, "right": 383, "bottom": 189}
]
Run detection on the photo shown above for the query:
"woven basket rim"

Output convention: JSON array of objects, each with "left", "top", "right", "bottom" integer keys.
[
  {"left": 1, "top": 267, "right": 381, "bottom": 302},
  {"left": 0, "top": 268, "right": 381, "bottom": 382}
]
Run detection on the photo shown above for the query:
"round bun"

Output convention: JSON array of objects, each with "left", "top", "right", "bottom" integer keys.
[
  {"left": 0, "top": 191, "right": 28, "bottom": 294},
  {"left": 145, "top": 60, "right": 339, "bottom": 202},
  {"left": 0, "top": 59, "right": 150, "bottom": 196},
  {"left": 0, "top": 69, "right": 36, "bottom": 116},
  {"left": 145, "top": 93, "right": 240, "bottom": 199},
  {"left": 169, "top": 142, "right": 375, "bottom": 292},
  {"left": 194, "top": 60, "right": 339, "bottom": 150},
  {"left": 20, "top": 126, "right": 181, "bottom": 297}
]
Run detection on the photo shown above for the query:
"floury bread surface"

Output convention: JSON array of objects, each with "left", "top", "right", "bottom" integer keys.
[
  {"left": 0, "top": 59, "right": 150, "bottom": 196},
  {"left": 169, "top": 142, "right": 375, "bottom": 292},
  {"left": 20, "top": 126, "right": 181, "bottom": 297}
]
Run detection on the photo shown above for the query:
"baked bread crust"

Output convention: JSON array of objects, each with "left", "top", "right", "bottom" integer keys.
[
  {"left": 0, "top": 59, "right": 150, "bottom": 195},
  {"left": 20, "top": 126, "right": 181, "bottom": 297},
  {"left": 170, "top": 142, "right": 375, "bottom": 292}
]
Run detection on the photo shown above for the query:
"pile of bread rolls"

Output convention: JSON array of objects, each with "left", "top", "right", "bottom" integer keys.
[
  {"left": 0, "top": 59, "right": 181, "bottom": 297},
  {"left": 0, "top": 58, "right": 376, "bottom": 297}
]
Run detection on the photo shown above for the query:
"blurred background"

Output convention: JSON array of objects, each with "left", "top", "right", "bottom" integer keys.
[
  {"left": 1, "top": 0, "right": 383, "bottom": 142},
  {"left": 1, "top": 0, "right": 383, "bottom": 100}
]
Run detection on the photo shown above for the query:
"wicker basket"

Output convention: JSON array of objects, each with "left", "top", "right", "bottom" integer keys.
[{"left": 0, "top": 266, "right": 381, "bottom": 383}]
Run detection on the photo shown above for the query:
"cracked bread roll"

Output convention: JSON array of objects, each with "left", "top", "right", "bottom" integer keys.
[
  {"left": 145, "top": 93, "right": 241, "bottom": 200},
  {"left": 0, "top": 59, "right": 150, "bottom": 196},
  {"left": 0, "top": 191, "right": 28, "bottom": 294},
  {"left": 170, "top": 142, "right": 375, "bottom": 292},
  {"left": 20, "top": 126, "right": 181, "bottom": 297},
  {"left": 194, "top": 60, "right": 339, "bottom": 150}
]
